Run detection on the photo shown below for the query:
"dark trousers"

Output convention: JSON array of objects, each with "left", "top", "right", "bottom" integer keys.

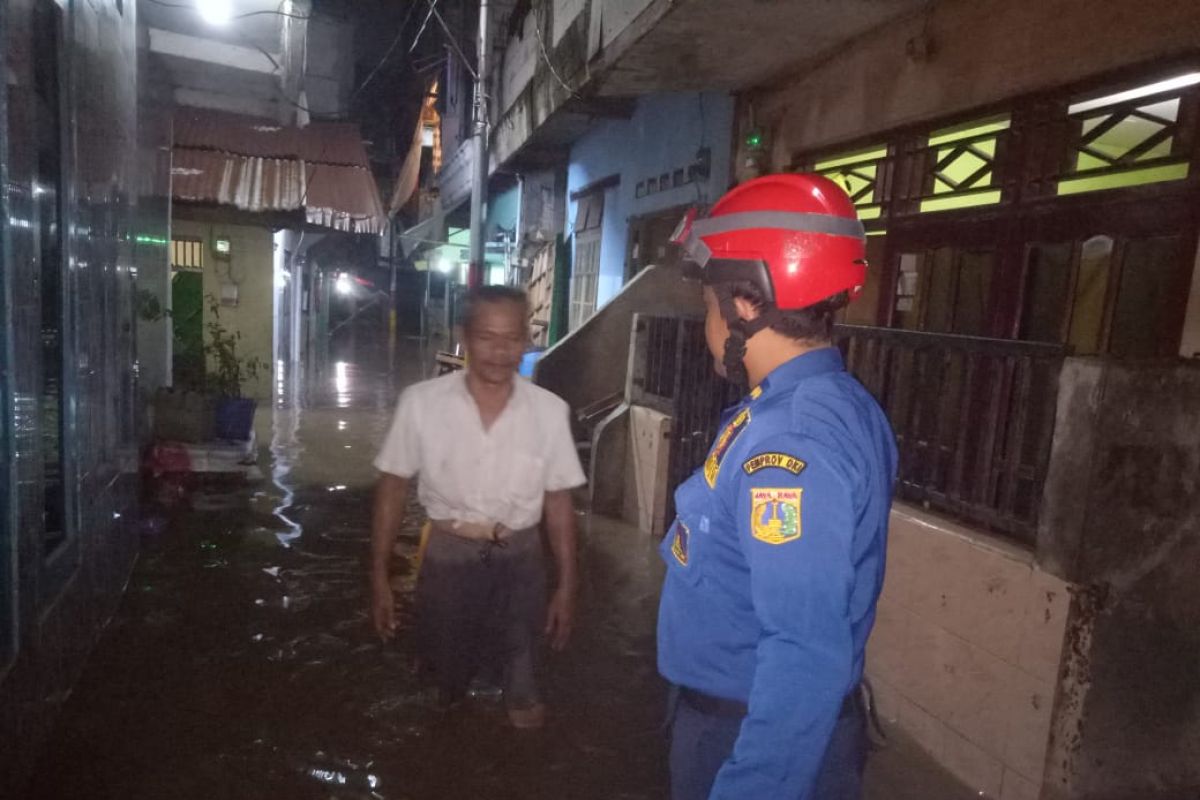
[
  {"left": 668, "top": 689, "right": 868, "bottom": 800},
  {"left": 414, "top": 527, "right": 546, "bottom": 707}
]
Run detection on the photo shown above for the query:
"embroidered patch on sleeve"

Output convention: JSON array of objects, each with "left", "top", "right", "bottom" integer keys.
[
  {"left": 750, "top": 488, "right": 803, "bottom": 545},
  {"left": 703, "top": 408, "right": 751, "bottom": 488},
  {"left": 742, "top": 452, "right": 807, "bottom": 476},
  {"left": 671, "top": 520, "right": 691, "bottom": 566}
]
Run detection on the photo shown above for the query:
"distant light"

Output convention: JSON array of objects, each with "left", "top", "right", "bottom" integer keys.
[
  {"left": 745, "top": 129, "right": 764, "bottom": 149},
  {"left": 196, "top": 0, "right": 232, "bottom": 25},
  {"left": 335, "top": 272, "right": 353, "bottom": 295},
  {"left": 436, "top": 258, "right": 454, "bottom": 274},
  {"left": 1069, "top": 72, "right": 1200, "bottom": 115}
]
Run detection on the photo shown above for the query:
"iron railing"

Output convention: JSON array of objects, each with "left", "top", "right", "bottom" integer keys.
[
  {"left": 629, "top": 315, "right": 1066, "bottom": 544},
  {"left": 835, "top": 325, "right": 1065, "bottom": 543},
  {"left": 629, "top": 315, "right": 739, "bottom": 523}
]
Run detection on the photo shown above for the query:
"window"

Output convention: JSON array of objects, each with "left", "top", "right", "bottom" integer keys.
[
  {"left": 34, "top": 0, "right": 67, "bottom": 556},
  {"left": 570, "top": 192, "right": 604, "bottom": 331},
  {"left": 171, "top": 237, "right": 204, "bottom": 271},
  {"left": 1019, "top": 234, "right": 1188, "bottom": 357},
  {"left": 920, "top": 116, "right": 1010, "bottom": 213},
  {"left": 893, "top": 247, "right": 995, "bottom": 335},
  {"left": 1059, "top": 72, "right": 1199, "bottom": 196},
  {"left": 814, "top": 145, "right": 888, "bottom": 222}
]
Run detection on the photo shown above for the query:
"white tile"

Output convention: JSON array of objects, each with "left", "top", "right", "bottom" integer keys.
[
  {"left": 1017, "top": 569, "right": 1071, "bottom": 684},
  {"left": 1002, "top": 670, "right": 1056, "bottom": 784},
  {"left": 941, "top": 724, "right": 1005, "bottom": 798},
  {"left": 1000, "top": 768, "right": 1041, "bottom": 800}
]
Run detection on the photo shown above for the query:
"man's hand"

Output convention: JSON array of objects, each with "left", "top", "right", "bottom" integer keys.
[
  {"left": 370, "top": 473, "right": 410, "bottom": 642},
  {"left": 544, "top": 586, "right": 576, "bottom": 651},
  {"left": 372, "top": 580, "right": 397, "bottom": 641}
]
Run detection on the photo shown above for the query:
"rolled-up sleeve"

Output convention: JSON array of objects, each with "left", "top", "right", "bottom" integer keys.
[
  {"left": 544, "top": 400, "right": 586, "bottom": 492},
  {"left": 373, "top": 388, "right": 421, "bottom": 478}
]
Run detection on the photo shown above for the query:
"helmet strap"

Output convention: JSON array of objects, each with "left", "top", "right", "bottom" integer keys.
[{"left": 714, "top": 286, "right": 781, "bottom": 388}]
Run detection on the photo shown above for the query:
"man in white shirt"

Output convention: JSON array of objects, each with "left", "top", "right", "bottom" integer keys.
[{"left": 370, "top": 286, "right": 586, "bottom": 729}]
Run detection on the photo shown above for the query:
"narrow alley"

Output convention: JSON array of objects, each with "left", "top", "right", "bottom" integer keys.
[
  {"left": 6, "top": 2, "right": 1200, "bottom": 799},
  {"left": 27, "top": 349, "right": 670, "bottom": 800},
  {"left": 26, "top": 347, "right": 974, "bottom": 800}
]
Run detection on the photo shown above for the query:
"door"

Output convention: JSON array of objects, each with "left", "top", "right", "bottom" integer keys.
[
  {"left": 569, "top": 191, "right": 604, "bottom": 331},
  {"left": 172, "top": 270, "right": 204, "bottom": 389}
]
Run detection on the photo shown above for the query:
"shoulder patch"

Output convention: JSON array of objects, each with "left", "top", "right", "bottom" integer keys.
[
  {"left": 670, "top": 520, "right": 690, "bottom": 566},
  {"left": 742, "top": 452, "right": 806, "bottom": 476},
  {"left": 750, "top": 487, "right": 803, "bottom": 545},
  {"left": 704, "top": 407, "right": 751, "bottom": 488}
]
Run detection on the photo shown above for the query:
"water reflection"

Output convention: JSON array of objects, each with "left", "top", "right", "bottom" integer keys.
[{"left": 29, "top": 344, "right": 669, "bottom": 800}]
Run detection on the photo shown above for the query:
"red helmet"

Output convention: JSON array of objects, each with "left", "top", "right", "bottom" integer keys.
[{"left": 673, "top": 173, "right": 867, "bottom": 310}]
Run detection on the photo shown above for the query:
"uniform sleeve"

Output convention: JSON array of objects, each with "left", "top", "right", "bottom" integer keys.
[
  {"left": 709, "top": 435, "right": 857, "bottom": 800},
  {"left": 543, "top": 399, "right": 586, "bottom": 492},
  {"left": 373, "top": 388, "right": 421, "bottom": 478}
]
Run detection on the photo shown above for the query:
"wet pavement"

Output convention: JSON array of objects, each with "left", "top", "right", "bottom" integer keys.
[{"left": 28, "top": 346, "right": 976, "bottom": 800}]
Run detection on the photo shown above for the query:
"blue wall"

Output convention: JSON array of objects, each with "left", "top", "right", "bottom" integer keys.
[{"left": 566, "top": 91, "right": 735, "bottom": 309}]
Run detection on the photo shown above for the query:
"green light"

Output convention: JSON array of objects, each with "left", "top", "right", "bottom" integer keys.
[
  {"left": 135, "top": 234, "right": 169, "bottom": 246},
  {"left": 745, "top": 130, "right": 764, "bottom": 149}
]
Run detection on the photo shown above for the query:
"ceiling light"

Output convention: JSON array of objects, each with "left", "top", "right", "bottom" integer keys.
[{"left": 196, "top": 0, "right": 233, "bottom": 26}]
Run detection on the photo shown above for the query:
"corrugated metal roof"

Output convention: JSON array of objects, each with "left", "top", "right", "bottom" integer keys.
[
  {"left": 171, "top": 109, "right": 384, "bottom": 234},
  {"left": 173, "top": 108, "right": 372, "bottom": 167}
]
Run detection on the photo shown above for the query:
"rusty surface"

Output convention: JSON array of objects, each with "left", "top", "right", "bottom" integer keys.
[{"left": 172, "top": 109, "right": 385, "bottom": 234}]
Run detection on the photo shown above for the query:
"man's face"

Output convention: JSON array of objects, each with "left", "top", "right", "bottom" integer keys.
[
  {"left": 703, "top": 286, "right": 730, "bottom": 378},
  {"left": 464, "top": 300, "right": 527, "bottom": 385}
]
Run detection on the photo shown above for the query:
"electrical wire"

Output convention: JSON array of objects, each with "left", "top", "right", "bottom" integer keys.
[
  {"left": 530, "top": 0, "right": 580, "bottom": 99},
  {"left": 351, "top": 0, "right": 422, "bottom": 100},
  {"left": 427, "top": 1, "right": 477, "bottom": 81}
]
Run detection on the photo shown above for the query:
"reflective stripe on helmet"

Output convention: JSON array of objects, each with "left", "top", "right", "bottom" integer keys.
[{"left": 690, "top": 210, "right": 865, "bottom": 241}]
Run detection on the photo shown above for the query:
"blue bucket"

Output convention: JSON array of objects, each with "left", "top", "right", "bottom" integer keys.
[{"left": 213, "top": 396, "right": 257, "bottom": 441}]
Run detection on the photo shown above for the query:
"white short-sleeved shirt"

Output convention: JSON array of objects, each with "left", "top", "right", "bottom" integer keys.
[{"left": 374, "top": 372, "right": 586, "bottom": 530}]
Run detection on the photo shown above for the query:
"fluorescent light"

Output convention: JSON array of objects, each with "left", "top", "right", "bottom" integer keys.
[
  {"left": 196, "top": 0, "right": 232, "bottom": 25},
  {"left": 1070, "top": 72, "right": 1200, "bottom": 115}
]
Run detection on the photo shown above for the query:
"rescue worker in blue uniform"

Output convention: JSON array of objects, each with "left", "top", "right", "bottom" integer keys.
[{"left": 658, "top": 173, "right": 898, "bottom": 800}]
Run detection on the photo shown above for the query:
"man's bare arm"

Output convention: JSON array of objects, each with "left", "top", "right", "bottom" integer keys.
[
  {"left": 543, "top": 489, "right": 578, "bottom": 651},
  {"left": 370, "top": 473, "right": 410, "bottom": 640}
]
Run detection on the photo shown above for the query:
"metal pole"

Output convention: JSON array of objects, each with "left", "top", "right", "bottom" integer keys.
[
  {"left": 467, "top": 0, "right": 491, "bottom": 288},
  {"left": 388, "top": 220, "right": 398, "bottom": 363}
]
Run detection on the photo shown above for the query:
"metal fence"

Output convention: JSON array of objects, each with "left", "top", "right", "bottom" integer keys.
[
  {"left": 835, "top": 325, "right": 1065, "bottom": 543},
  {"left": 629, "top": 315, "right": 1066, "bottom": 544},
  {"left": 628, "top": 315, "right": 740, "bottom": 523}
]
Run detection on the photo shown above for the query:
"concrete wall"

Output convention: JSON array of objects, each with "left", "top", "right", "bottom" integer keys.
[
  {"left": 534, "top": 261, "right": 702, "bottom": 420},
  {"left": 172, "top": 219, "right": 276, "bottom": 399},
  {"left": 567, "top": 91, "right": 734, "bottom": 308},
  {"left": 748, "top": 0, "right": 1200, "bottom": 161},
  {"left": 1036, "top": 359, "right": 1200, "bottom": 800},
  {"left": 870, "top": 505, "right": 1071, "bottom": 800}
]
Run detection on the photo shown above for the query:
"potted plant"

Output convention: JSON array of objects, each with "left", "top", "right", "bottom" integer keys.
[{"left": 204, "top": 297, "right": 265, "bottom": 441}]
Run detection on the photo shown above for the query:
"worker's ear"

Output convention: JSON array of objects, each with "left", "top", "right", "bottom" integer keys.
[{"left": 732, "top": 296, "right": 760, "bottom": 322}]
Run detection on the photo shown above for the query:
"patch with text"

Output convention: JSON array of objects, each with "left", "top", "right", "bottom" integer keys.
[
  {"left": 749, "top": 487, "right": 803, "bottom": 545},
  {"left": 704, "top": 408, "right": 751, "bottom": 488},
  {"left": 742, "top": 452, "right": 806, "bottom": 476}
]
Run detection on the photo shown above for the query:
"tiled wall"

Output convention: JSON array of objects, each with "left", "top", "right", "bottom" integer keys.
[{"left": 868, "top": 504, "right": 1072, "bottom": 800}]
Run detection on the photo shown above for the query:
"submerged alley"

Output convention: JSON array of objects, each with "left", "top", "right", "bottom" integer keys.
[{"left": 4, "top": 1, "right": 1200, "bottom": 799}]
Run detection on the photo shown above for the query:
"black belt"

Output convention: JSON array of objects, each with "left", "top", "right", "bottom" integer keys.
[{"left": 678, "top": 685, "right": 861, "bottom": 720}]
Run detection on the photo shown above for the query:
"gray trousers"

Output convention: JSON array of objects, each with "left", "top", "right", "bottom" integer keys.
[{"left": 414, "top": 527, "right": 546, "bottom": 707}]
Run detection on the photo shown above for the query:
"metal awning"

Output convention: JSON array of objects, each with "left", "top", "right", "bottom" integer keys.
[{"left": 172, "top": 109, "right": 386, "bottom": 234}]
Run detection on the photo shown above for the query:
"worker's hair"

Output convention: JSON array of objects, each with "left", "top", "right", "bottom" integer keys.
[
  {"left": 463, "top": 285, "right": 530, "bottom": 332},
  {"left": 722, "top": 281, "right": 849, "bottom": 343}
]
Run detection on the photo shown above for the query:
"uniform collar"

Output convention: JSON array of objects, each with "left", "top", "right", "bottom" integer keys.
[{"left": 751, "top": 347, "right": 844, "bottom": 401}]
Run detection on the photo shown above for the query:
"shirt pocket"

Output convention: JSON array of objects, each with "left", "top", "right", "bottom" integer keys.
[
  {"left": 507, "top": 450, "right": 547, "bottom": 507},
  {"left": 660, "top": 473, "right": 709, "bottom": 585}
]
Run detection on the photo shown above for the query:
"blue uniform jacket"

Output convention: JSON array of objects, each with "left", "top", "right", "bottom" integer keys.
[{"left": 658, "top": 347, "right": 897, "bottom": 799}]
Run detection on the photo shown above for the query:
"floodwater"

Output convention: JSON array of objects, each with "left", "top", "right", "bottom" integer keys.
[
  {"left": 28, "top": 343, "right": 975, "bottom": 800},
  {"left": 28, "top": 348, "right": 668, "bottom": 800}
]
